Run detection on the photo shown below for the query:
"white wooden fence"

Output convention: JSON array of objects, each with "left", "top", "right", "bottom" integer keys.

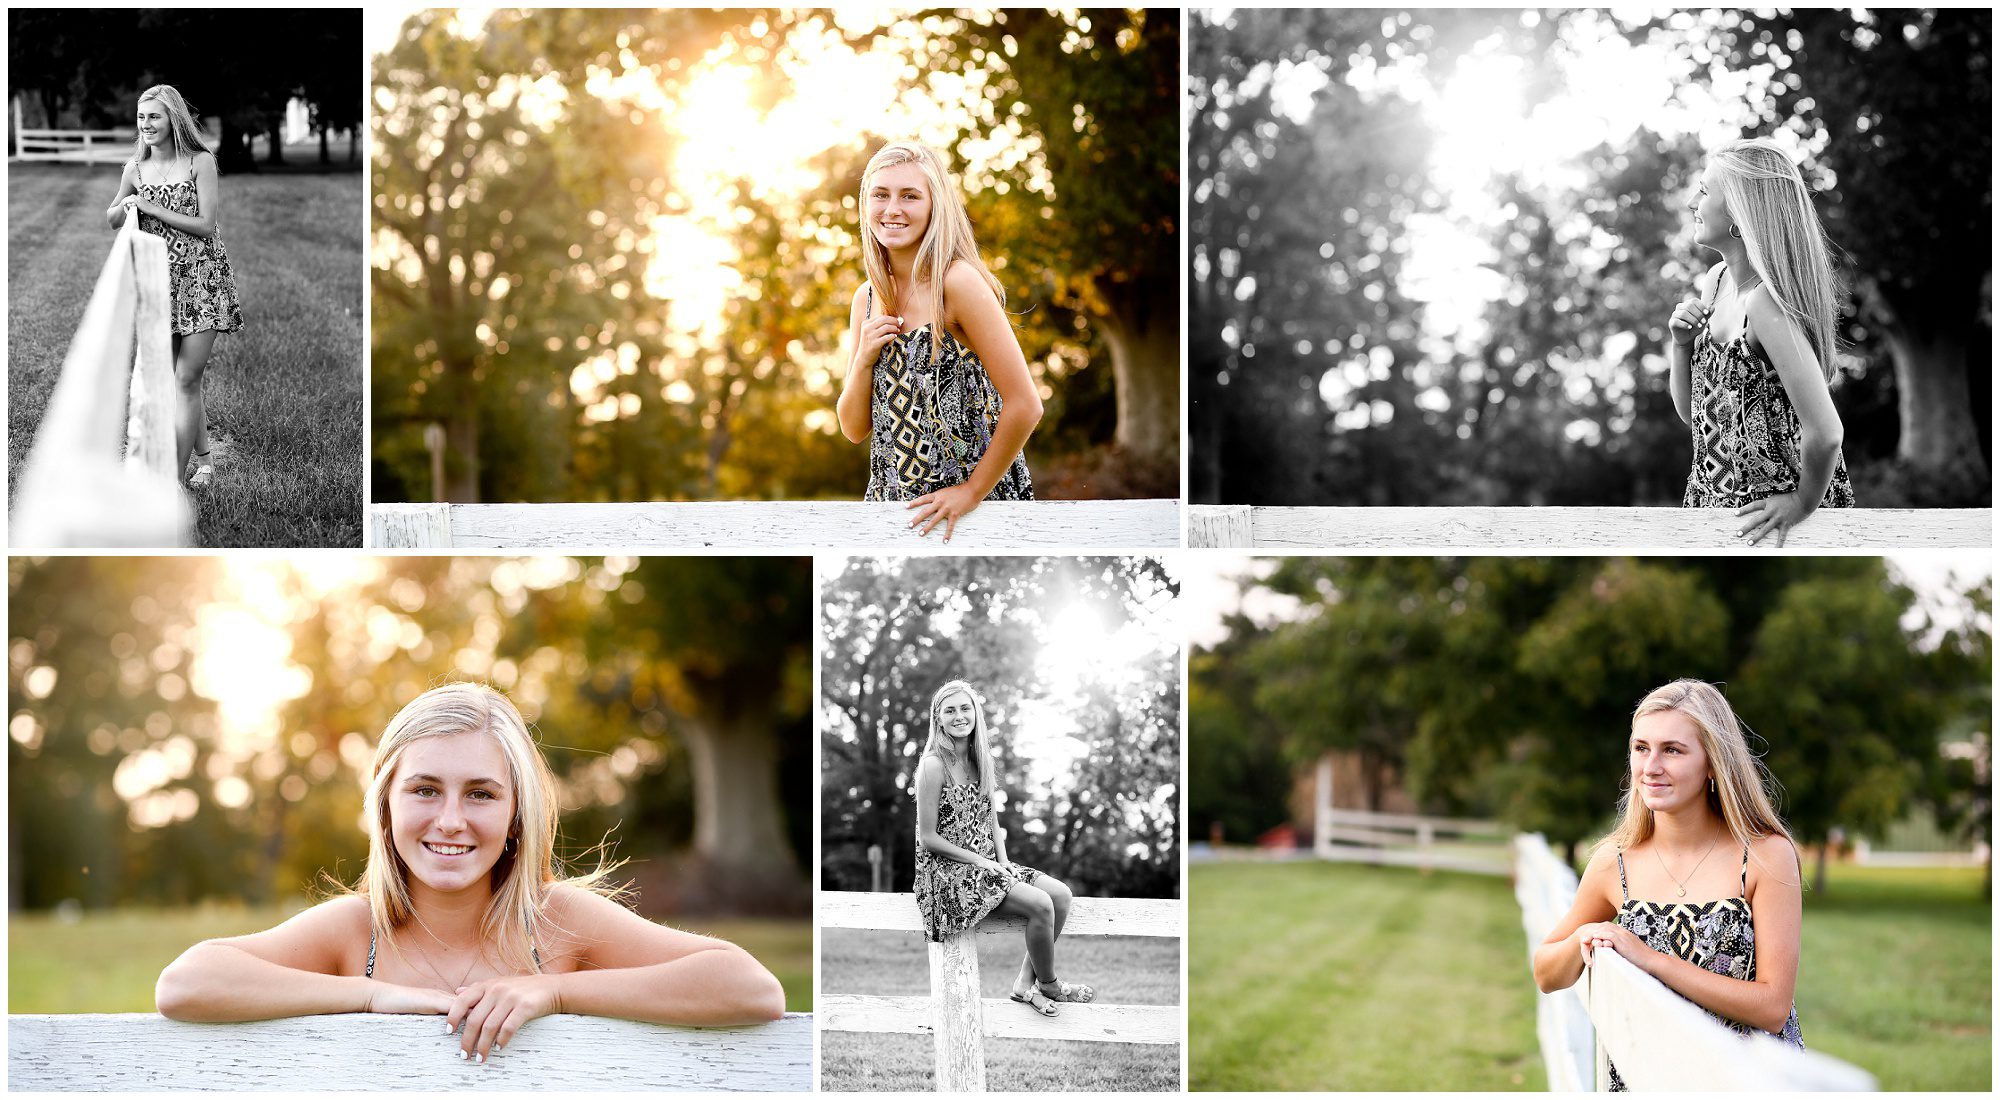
[
  {"left": 1512, "top": 834, "right": 1876, "bottom": 1091},
  {"left": 6, "top": 1012, "right": 811, "bottom": 1091},
  {"left": 11, "top": 217, "right": 190, "bottom": 547},
  {"left": 1312, "top": 758, "right": 1513, "bottom": 874},
  {"left": 818, "top": 890, "right": 1182, "bottom": 1092},
  {"left": 1189, "top": 505, "right": 1992, "bottom": 548},
  {"left": 371, "top": 499, "right": 1181, "bottom": 548}
]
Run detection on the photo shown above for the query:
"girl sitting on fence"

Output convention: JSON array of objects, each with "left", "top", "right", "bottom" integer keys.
[
  {"left": 1666, "top": 137, "right": 1853, "bottom": 546},
  {"left": 1531, "top": 680, "right": 1804, "bottom": 1090},
  {"left": 104, "top": 84, "right": 244, "bottom": 490},
  {"left": 913, "top": 679, "right": 1093, "bottom": 1017},
  {"left": 836, "top": 142, "right": 1042, "bottom": 543},
  {"left": 155, "top": 683, "right": 784, "bottom": 1062}
]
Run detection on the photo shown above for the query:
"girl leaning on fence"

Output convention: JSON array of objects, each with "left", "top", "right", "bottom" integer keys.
[
  {"left": 103, "top": 84, "right": 243, "bottom": 490},
  {"left": 912, "top": 679, "right": 1094, "bottom": 1018},
  {"left": 155, "top": 683, "right": 784, "bottom": 1063},
  {"left": 1666, "top": 137, "right": 1854, "bottom": 546},
  {"left": 1531, "top": 679, "right": 1805, "bottom": 1090},
  {"left": 836, "top": 141, "right": 1042, "bottom": 543}
]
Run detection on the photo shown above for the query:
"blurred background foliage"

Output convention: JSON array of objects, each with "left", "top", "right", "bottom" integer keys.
[
  {"left": 1190, "top": 8, "right": 1990, "bottom": 506},
  {"left": 821, "top": 556, "right": 1180, "bottom": 899},
  {"left": 1191, "top": 556, "right": 1991, "bottom": 890},
  {"left": 8, "top": 555, "right": 812, "bottom": 917},
  {"left": 371, "top": 8, "right": 1179, "bottom": 505}
]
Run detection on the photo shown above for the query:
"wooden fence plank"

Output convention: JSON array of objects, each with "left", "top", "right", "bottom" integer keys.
[
  {"left": 820, "top": 994, "right": 1181, "bottom": 1045},
  {"left": 1187, "top": 505, "right": 1992, "bottom": 549},
  {"left": 6, "top": 1012, "right": 811, "bottom": 1092},
  {"left": 928, "top": 934, "right": 986, "bottom": 1091},
  {"left": 818, "top": 892, "right": 1182, "bottom": 937},
  {"left": 370, "top": 499, "right": 1180, "bottom": 549}
]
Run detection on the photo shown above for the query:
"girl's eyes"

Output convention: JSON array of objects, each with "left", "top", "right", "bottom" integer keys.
[{"left": 411, "top": 786, "right": 495, "bottom": 799}]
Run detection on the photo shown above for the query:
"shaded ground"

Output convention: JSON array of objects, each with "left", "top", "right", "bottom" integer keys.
[{"left": 9, "top": 162, "right": 363, "bottom": 546}]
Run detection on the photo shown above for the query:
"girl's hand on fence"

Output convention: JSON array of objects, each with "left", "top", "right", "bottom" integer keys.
[
  {"left": 855, "top": 313, "right": 904, "bottom": 369},
  {"left": 448, "top": 974, "right": 563, "bottom": 1063},
  {"left": 1577, "top": 922, "right": 1656, "bottom": 974},
  {"left": 1668, "top": 297, "right": 1709, "bottom": 347},
  {"left": 364, "top": 981, "right": 455, "bottom": 1016},
  {"left": 1735, "top": 491, "right": 1810, "bottom": 547},
  {"left": 908, "top": 482, "right": 981, "bottom": 542}
]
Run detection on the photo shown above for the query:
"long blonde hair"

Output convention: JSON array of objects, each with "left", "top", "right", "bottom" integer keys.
[
  {"left": 923, "top": 679, "right": 997, "bottom": 802},
  {"left": 1710, "top": 137, "right": 1841, "bottom": 380},
  {"left": 128, "top": 85, "right": 213, "bottom": 169},
  {"left": 359, "top": 682, "right": 618, "bottom": 972},
  {"left": 1600, "top": 680, "right": 1801, "bottom": 883},
  {"left": 859, "top": 142, "right": 1005, "bottom": 369}
]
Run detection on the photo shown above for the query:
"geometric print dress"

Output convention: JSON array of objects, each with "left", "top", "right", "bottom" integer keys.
[
  {"left": 862, "top": 286, "right": 1032, "bottom": 503},
  {"left": 135, "top": 173, "right": 245, "bottom": 337},
  {"left": 1607, "top": 847, "right": 1805, "bottom": 1091},
  {"left": 1682, "top": 313, "right": 1853, "bottom": 509},
  {"left": 912, "top": 777, "right": 1040, "bottom": 942}
]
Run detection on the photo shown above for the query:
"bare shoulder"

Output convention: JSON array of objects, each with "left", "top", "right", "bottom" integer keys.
[
  {"left": 191, "top": 150, "right": 218, "bottom": 174},
  {"left": 1747, "top": 832, "right": 1802, "bottom": 886},
  {"left": 1577, "top": 841, "right": 1622, "bottom": 901},
  {"left": 286, "top": 893, "right": 373, "bottom": 939},
  {"left": 849, "top": 280, "right": 872, "bottom": 313},
  {"left": 914, "top": 752, "right": 945, "bottom": 788},
  {"left": 1698, "top": 260, "right": 1728, "bottom": 300},
  {"left": 942, "top": 259, "right": 995, "bottom": 305}
]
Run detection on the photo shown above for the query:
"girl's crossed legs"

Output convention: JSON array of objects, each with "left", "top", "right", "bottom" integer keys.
[{"left": 994, "top": 872, "right": 1094, "bottom": 1015}]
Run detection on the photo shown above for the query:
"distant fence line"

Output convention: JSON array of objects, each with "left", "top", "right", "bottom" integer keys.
[
  {"left": 818, "top": 890, "right": 1181, "bottom": 1092},
  {"left": 1512, "top": 834, "right": 1876, "bottom": 1092},
  {"left": 10, "top": 217, "right": 189, "bottom": 547},
  {"left": 1189, "top": 505, "right": 1992, "bottom": 548},
  {"left": 371, "top": 500, "right": 1181, "bottom": 549},
  {"left": 7, "top": 1012, "right": 811, "bottom": 1091},
  {"left": 1312, "top": 757, "right": 1514, "bottom": 875}
]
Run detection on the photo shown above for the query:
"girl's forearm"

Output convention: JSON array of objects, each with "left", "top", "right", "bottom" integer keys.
[
  {"left": 1644, "top": 950, "right": 1793, "bottom": 1034},
  {"left": 1532, "top": 931, "right": 1584, "bottom": 994},
  {"left": 837, "top": 359, "right": 873, "bottom": 444},
  {"left": 919, "top": 829, "right": 994, "bottom": 868},
  {"left": 556, "top": 946, "right": 784, "bottom": 1026},
  {"left": 143, "top": 205, "right": 216, "bottom": 239},
  {"left": 155, "top": 942, "right": 371, "bottom": 1021},
  {"left": 1793, "top": 427, "right": 1842, "bottom": 511},
  {"left": 1667, "top": 342, "right": 1693, "bottom": 424},
  {"left": 960, "top": 400, "right": 1041, "bottom": 497}
]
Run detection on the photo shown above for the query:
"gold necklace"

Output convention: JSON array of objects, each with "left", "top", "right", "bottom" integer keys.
[
  {"left": 1653, "top": 827, "right": 1722, "bottom": 898},
  {"left": 406, "top": 933, "right": 482, "bottom": 993}
]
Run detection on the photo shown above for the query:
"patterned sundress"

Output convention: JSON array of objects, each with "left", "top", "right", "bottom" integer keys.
[
  {"left": 1682, "top": 291, "right": 1852, "bottom": 509},
  {"left": 1607, "top": 847, "right": 1804, "bottom": 1091},
  {"left": 862, "top": 286, "right": 1032, "bottom": 502},
  {"left": 134, "top": 164, "right": 245, "bottom": 337},
  {"left": 913, "top": 777, "right": 1040, "bottom": 942}
]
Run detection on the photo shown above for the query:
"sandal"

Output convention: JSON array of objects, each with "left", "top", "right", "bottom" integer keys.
[
  {"left": 1009, "top": 986, "right": 1059, "bottom": 1018},
  {"left": 187, "top": 450, "right": 213, "bottom": 489},
  {"left": 1038, "top": 978, "right": 1095, "bottom": 1004}
]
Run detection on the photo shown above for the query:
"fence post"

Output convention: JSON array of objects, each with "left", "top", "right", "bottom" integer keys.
[
  {"left": 1187, "top": 504, "right": 1253, "bottom": 547},
  {"left": 928, "top": 931, "right": 985, "bottom": 1092},
  {"left": 371, "top": 503, "right": 454, "bottom": 547},
  {"left": 126, "top": 229, "right": 177, "bottom": 481}
]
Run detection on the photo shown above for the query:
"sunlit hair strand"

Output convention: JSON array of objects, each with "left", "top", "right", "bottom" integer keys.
[{"left": 1710, "top": 137, "right": 1841, "bottom": 381}]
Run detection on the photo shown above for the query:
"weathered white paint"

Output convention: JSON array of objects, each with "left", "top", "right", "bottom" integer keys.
[
  {"left": 369, "top": 499, "right": 1181, "bottom": 549},
  {"left": 1583, "top": 949, "right": 1875, "bottom": 1091},
  {"left": 372, "top": 502, "right": 453, "bottom": 550},
  {"left": 1513, "top": 833, "right": 1877, "bottom": 1092},
  {"left": 820, "top": 994, "right": 1181, "bottom": 1045},
  {"left": 928, "top": 932, "right": 986, "bottom": 1091},
  {"left": 817, "top": 891, "right": 1181, "bottom": 938},
  {"left": 6, "top": 1012, "right": 812, "bottom": 1091},
  {"left": 819, "top": 891, "right": 1183, "bottom": 1093},
  {"left": 1187, "top": 505, "right": 1993, "bottom": 549},
  {"left": 12, "top": 219, "right": 191, "bottom": 547}
]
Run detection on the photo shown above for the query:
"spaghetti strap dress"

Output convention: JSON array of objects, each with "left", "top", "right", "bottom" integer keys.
[
  {"left": 913, "top": 778, "right": 1041, "bottom": 942},
  {"left": 1682, "top": 281, "right": 1852, "bottom": 509},
  {"left": 1607, "top": 846, "right": 1804, "bottom": 1091},
  {"left": 861, "top": 286, "right": 1032, "bottom": 502},
  {"left": 134, "top": 164, "right": 245, "bottom": 337}
]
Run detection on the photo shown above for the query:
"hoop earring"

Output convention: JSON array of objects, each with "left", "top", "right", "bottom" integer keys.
[{"left": 1727, "top": 225, "right": 1742, "bottom": 239}]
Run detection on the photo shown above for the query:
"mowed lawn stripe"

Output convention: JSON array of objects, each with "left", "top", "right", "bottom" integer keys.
[{"left": 1191, "top": 860, "right": 1542, "bottom": 1091}]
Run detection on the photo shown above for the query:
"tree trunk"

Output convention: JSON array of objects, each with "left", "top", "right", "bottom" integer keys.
[
  {"left": 1812, "top": 842, "right": 1829, "bottom": 894},
  {"left": 265, "top": 121, "right": 285, "bottom": 165},
  {"left": 1883, "top": 319, "right": 1987, "bottom": 501},
  {"left": 680, "top": 714, "right": 800, "bottom": 881},
  {"left": 1097, "top": 274, "right": 1181, "bottom": 485},
  {"left": 319, "top": 125, "right": 330, "bottom": 166},
  {"left": 444, "top": 397, "right": 480, "bottom": 503},
  {"left": 349, "top": 127, "right": 359, "bottom": 166}
]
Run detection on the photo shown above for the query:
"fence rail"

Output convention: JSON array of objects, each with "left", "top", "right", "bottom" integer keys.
[
  {"left": 1512, "top": 834, "right": 1876, "bottom": 1091},
  {"left": 371, "top": 500, "right": 1181, "bottom": 548},
  {"left": 818, "top": 890, "right": 1182, "bottom": 1091},
  {"left": 1189, "top": 505, "right": 1992, "bottom": 548},
  {"left": 11, "top": 217, "right": 189, "bottom": 547},
  {"left": 1312, "top": 759, "right": 1513, "bottom": 874},
  {"left": 6, "top": 1012, "right": 811, "bottom": 1091}
]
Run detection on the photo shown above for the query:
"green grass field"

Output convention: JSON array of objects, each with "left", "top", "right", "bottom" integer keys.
[
  {"left": 819, "top": 926, "right": 1181, "bottom": 1091},
  {"left": 1190, "top": 859, "right": 1990, "bottom": 1091},
  {"left": 8, "top": 163, "right": 362, "bottom": 547},
  {"left": 9, "top": 903, "right": 813, "bottom": 1014}
]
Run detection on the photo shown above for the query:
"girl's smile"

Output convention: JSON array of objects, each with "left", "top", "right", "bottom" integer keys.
[
  {"left": 938, "top": 691, "right": 976, "bottom": 739},
  {"left": 868, "top": 161, "right": 932, "bottom": 252},
  {"left": 1631, "top": 710, "right": 1710, "bottom": 814},
  {"left": 391, "top": 732, "right": 515, "bottom": 893},
  {"left": 137, "top": 104, "right": 169, "bottom": 147}
]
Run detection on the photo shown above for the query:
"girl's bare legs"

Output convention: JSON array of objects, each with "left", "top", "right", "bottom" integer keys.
[
  {"left": 1014, "top": 873, "right": 1072, "bottom": 992},
  {"left": 173, "top": 331, "right": 216, "bottom": 482},
  {"left": 993, "top": 882, "right": 1057, "bottom": 987}
]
